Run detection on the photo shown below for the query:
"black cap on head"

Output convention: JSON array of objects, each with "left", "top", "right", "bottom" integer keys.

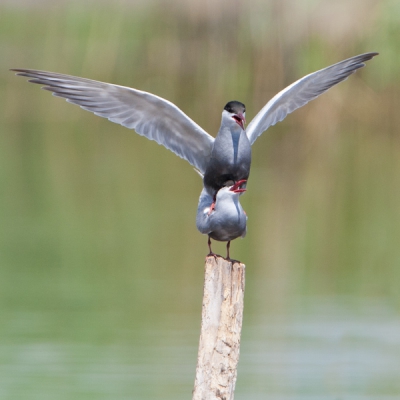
[{"left": 224, "top": 101, "right": 246, "bottom": 114}]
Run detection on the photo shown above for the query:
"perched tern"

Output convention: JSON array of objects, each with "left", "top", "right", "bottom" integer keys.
[
  {"left": 11, "top": 52, "right": 378, "bottom": 256},
  {"left": 196, "top": 180, "right": 247, "bottom": 259}
]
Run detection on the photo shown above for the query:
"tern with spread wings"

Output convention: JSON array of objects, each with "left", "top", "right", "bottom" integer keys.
[
  {"left": 12, "top": 52, "right": 377, "bottom": 255},
  {"left": 12, "top": 52, "right": 377, "bottom": 196}
]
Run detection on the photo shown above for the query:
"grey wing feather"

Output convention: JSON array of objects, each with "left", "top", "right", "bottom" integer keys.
[
  {"left": 246, "top": 52, "right": 378, "bottom": 145},
  {"left": 11, "top": 69, "right": 215, "bottom": 174},
  {"left": 196, "top": 188, "right": 213, "bottom": 235}
]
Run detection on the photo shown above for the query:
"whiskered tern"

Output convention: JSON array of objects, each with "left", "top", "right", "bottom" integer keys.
[
  {"left": 196, "top": 180, "right": 247, "bottom": 259},
  {"left": 12, "top": 52, "right": 378, "bottom": 256}
]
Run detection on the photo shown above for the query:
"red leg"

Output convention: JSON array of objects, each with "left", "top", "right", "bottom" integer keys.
[
  {"left": 208, "top": 236, "right": 218, "bottom": 259},
  {"left": 226, "top": 241, "right": 231, "bottom": 259},
  {"left": 208, "top": 236, "right": 214, "bottom": 255},
  {"left": 207, "top": 194, "right": 216, "bottom": 215}
]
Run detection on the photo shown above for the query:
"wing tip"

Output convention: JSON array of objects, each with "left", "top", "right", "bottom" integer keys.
[
  {"left": 362, "top": 51, "right": 379, "bottom": 59},
  {"left": 353, "top": 52, "right": 379, "bottom": 67},
  {"left": 10, "top": 68, "right": 29, "bottom": 77}
]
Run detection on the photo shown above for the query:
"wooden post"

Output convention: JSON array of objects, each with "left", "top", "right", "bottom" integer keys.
[{"left": 192, "top": 255, "right": 246, "bottom": 400}]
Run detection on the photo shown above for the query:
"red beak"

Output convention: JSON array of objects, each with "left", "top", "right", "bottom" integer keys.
[
  {"left": 230, "top": 179, "right": 247, "bottom": 193},
  {"left": 232, "top": 112, "right": 246, "bottom": 130}
]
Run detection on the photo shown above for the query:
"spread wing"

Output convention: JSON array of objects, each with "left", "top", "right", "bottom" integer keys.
[
  {"left": 246, "top": 52, "right": 378, "bottom": 145},
  {"left": 11, "top": 69, "right": 215, "bottom": 174}
]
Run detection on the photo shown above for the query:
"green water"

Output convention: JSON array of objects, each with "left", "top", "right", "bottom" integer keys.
[{"left": 1, "top": 1, "right": 400, "bottom": 398}]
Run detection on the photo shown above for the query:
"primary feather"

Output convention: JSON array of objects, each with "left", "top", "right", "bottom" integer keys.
[
  {"left": 11, "top": 69, "right": 215, "bottom": 174},
  {"left": 246, "top": 52, "right": 378, "bottom": 145}
]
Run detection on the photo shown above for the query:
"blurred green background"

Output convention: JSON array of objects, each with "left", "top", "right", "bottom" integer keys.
[{"left": 1, "top": 0, "right": 400, "bottom": 398}]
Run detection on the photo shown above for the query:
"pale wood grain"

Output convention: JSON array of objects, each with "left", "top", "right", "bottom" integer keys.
[{"left": 193, "top": 255, "right": 245, "bottom": 400}]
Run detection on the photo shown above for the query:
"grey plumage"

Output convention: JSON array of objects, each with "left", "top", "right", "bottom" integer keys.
[
  {"left": 196, "top": 184, "right": 247, "bottom": 242},
  {"left": 246, "top": 52, "right": 378, "bottom": 145},
  {"left": 11, "top": 52, "right": 377, "bottom": 198},
  {"left": 203, "top": 100, "right": 251, "bottom": 193},
  {"left": 11, "top": 69, "right": 214, "bottom": 174},
  {"left": 11, "top": 52, "right": 378, "bottom": 255},
  {"left": 196, "top": 181, "right": 247, "bottom": 257}
]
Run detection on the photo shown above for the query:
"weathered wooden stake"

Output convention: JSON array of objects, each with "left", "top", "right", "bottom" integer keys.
[{"left": 192, "top": 255, "right": 245, "bottom": 400}]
